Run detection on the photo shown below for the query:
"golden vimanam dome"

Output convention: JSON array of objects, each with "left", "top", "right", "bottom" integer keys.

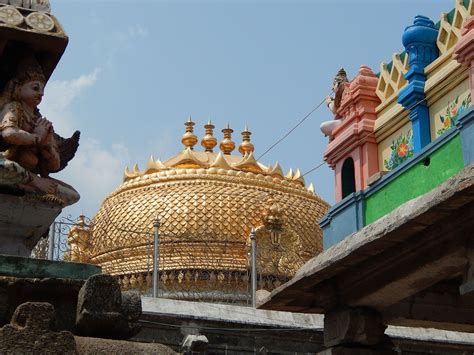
[{"left": 87, "top": 119, "right": 329, "bottom": 302}]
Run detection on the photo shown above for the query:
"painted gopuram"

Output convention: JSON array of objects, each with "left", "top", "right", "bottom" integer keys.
[
  {"left": 261, "top": 1, "right": 474, "bottom": 354},
  {"left": 318, "top": 0, "right": 474, "bottom": 248},
  {"left": 70, "top": 119, "right": 329, "bottom": 303}
]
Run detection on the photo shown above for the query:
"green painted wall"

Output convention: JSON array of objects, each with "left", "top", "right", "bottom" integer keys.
[{"left": 365, "top": 135, "right": 464, "bottom": 224}]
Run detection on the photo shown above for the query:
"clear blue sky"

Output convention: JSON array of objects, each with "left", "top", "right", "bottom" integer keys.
[{"left": 45, "top": 0, "right": 454, "bottom": 220}]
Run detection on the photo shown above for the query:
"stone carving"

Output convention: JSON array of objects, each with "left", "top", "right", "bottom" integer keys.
[
  {"left": 0, "top": 56, "right": 80, "bottom": 196},
  {"left": 0, "top": 0, "right": 51, "bottom": 12},
  {"left": 0, "top": 302, "right": 77, "bottom": 353},
  {"left": 254, "top": 198, "right": 309, "bottom": 282},
  {"left": 320, "top": 68, "right": 348, "bottom": 137},
  {"left": 76, "top": 274, "right": 141, "bottom": 339}
]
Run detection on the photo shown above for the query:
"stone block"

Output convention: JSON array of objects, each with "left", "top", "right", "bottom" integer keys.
[
  {"left": 75, "top": 335, "right": 176, "bottom": 354},
  {"left": 181, "top": 334, "right": 209, "bottom": 353},
  {"left": 0, "top": 302, "right": 76, "bottom": 353},
  {"left": 324, "top": 308, "right": 387, "bottom": 347},
  {"left": 317, "top": 346, "right": 396, "bottom": 355},
  {"left": 0, "top": 276, "right": 84, "bottom": 331},
  {"left": 76, "top": 274, "right": 141, "bottom": 339}
]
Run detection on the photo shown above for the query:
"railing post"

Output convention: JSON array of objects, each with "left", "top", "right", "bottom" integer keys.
[
  {"left": 48, "top": 222, "right": 56, "bottom": 260},
  {"left": 153, "top": 217, "right": 161, "bottom": 298},
  {"left": 250, "top": 228, "right": 257, "bottom": 307}
]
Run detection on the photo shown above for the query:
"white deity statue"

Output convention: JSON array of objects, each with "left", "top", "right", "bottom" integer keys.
[{"left": 320, "top": 68, "right": 348, "bottom": 138}]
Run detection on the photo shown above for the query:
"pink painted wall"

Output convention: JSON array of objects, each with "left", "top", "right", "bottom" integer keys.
[{"left": 324, "top": 65, "right": 381, "bottom": 202}]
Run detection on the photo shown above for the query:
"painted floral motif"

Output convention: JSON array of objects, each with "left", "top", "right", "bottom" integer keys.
[
  {"left": 384, "top": 130, "right": 414, "bottom": 171},
  {"left": 437, "top": 94, "right": 471, "bottom": 136}
]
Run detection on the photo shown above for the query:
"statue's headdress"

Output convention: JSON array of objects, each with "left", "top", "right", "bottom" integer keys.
[
  {"left": 15, "top": 56, "right": 46, "bottom": 85},
  {"left": 334, "top": 68, "right": 348, "bottom": 84},
  {"left": 0, "top": 56, "right": 46, "bottom": 107},
  {"left": 332, "top": 68, "right": 349, "bottom": 110}
]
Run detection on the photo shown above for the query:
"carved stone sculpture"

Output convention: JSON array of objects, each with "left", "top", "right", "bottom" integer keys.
[
  {"left": 0, "top": 55, "right": 80, "bottom": 256},
  {"left": 0, "top": 56, "right": 80, "bottom": 194},
  {"left": 76, "top": 274, "right": 142, "bottom": 339},
  {"left": 320, "top": 68, "right": 349, "bottom": 137},
  {"left": 0, "top": 302, "right": 77, "bottom": 353},
  {"left": 0, "top": 0, "right": 50, "bottom": 12}
]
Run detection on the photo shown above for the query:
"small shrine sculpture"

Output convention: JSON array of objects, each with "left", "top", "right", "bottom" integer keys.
[
  {"left": 0, "top": 55, "right": 80, "bottom": 256},
  {"left": 0, "top": 1, "right": 79, "bottom": 255},
  {"left": 0, "top": 57, "right": 79, "bottom": 195},
  {"left": 320, "top": 68, "right": 348, "bottom": 137}
]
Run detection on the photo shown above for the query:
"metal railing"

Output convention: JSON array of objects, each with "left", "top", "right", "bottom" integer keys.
[{"left": 31, "top": 214, "right": 310, "bottom": 307}]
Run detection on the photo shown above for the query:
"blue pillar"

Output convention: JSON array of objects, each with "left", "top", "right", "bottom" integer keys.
[{"left": 398, "top": 15, "right": 439, "bottom": 152}]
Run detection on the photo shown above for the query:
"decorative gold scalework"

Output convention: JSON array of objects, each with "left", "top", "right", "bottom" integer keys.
[{"left": 88, "top": 118, "right": 329, "bottom": 303}]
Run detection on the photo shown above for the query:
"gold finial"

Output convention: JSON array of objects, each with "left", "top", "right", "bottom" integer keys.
[
  {"left": 219, "top": 123, "right": 235, "bottom": 155},
  {"left": 201, "top": 119, "right": 218, "bottom": 153},
  {"left": 238, "top": 125, "right": 255, "bottom": 156},
  {"left": 181, "top": 116, "right": 198, "bottom": 150},
  {"left": 78, "top": 214, "right": 86, "bottom": 228}
]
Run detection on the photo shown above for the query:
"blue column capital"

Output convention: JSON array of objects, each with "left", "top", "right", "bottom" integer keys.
[
  {"left": 398, "top": 15, "right": 439, "bottom": 152},
  {"left": 402, "top": 15, "right": 439, "bottom": 75}
]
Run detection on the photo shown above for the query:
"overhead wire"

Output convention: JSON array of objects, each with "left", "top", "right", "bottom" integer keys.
[{"left": 256, "top": 95, "right": 330, "bottom": 161}]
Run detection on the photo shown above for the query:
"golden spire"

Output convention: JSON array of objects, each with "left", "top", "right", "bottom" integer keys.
[
  {"left": 201, "top": 119, "right": 218, "bottom": 153},
  {"left": 64, "top": 215, "right": 91, "bottom": 263},
  {"left": 219, "top": 123, "right": 235, "bottom": 155},
  {"left": 238, "top": 125, "right": 255, "bottom": 156},
  {"left": 181, "top": 116, "right": 198, "bottom": 150}
]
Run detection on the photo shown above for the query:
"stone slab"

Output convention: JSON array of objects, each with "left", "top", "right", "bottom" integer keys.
[
  {"left": 0, "top": 254, "right": 101, "bottom": 280},
  {"left": 142, "top": 297, "right": 474, "bottom": 347},
  {"left": 142, "top": 296, "right": 323, "bottom": 330},
  {"left": 75, "top": 336, "right": 176, "bottom": 354}
]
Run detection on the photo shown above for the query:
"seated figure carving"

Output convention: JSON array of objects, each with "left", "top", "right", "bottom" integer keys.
[
  {"left": 320, "top": 68, "right": 348, "bottom": 138},
  {"left": 0, "top": 58, "right": 79, "bottom": 194}
]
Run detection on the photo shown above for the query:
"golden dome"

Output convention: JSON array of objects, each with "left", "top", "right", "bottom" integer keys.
[{"left": 88, "top": 120, "right": 329, "bottom": 302}]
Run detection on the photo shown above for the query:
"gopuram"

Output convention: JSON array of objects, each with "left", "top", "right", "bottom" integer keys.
[{"left": 261, "top": 1, "right": 474, "bottom": 354}]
